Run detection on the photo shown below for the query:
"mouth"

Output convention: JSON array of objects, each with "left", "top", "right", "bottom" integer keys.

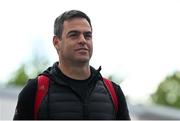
[{"left": 75, "top": 48, "right": 88, "bottom": 51}]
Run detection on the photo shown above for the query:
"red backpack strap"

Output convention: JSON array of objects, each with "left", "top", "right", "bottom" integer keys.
[
  {"left": 34, "top": 75, "right": 49, "bottom": 119},
  {"left": 103, "top": 78, "right": 119, "bottom": 113}
]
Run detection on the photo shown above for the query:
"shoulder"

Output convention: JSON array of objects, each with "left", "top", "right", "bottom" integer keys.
[
  {"left": 18, "top": 78, "right": 37, "bottom": 101},
  {"left": 14, "top": 78, "right": 37, "bottom": 120},
  {"left": 111, "top": 81, "right": 120, "bottom": 89},
  {"left": 106, "top": 80, "right": 127, "bottom": 104},
  {"left": 111, "top": 81, "right": 131, "bottom": 119},
  {"left": 111, "top": 81, "right": 126, "bottom": 99},
  {"left": 102, "top": 78, "right": 125, "bottom": 99}
]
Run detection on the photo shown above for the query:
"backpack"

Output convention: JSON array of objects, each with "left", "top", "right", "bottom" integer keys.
[{"left": 34, "top": 75, "right": 119, "bottom": 119}]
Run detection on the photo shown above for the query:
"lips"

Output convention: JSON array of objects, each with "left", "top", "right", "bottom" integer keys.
[{"left": 75, "top": 48, "right": 88, "bottom": 51}]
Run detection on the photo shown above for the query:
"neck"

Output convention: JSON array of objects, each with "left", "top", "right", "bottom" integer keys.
[{"left": 58, "top": 61, "right": 91, "bottom": 80}]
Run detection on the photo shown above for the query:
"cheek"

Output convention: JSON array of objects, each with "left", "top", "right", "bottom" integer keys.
[
  {"left": 59, "top": 41, "right": 66, "bottom": 53},
  {"left": 88, "top": 41, "right": 93, "bottom": 50},
  {"left": 62, "top": 41, "right": 74, "bottom": 53}
]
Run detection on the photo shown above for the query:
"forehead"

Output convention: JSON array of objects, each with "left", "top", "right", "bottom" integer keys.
[{"left": 63, "top": 18, "right": 92, "bottom": 32}]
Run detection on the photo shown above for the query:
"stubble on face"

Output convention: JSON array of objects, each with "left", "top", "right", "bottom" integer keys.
[{"left": 59, "top": 18, "right": 93, "bottom": 66}]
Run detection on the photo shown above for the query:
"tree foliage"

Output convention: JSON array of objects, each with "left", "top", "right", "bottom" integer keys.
[
  {"left": 7, "top": 64, "right": 29, "bottom": 86},
  {"left": 7, "top": 55, "right": 49, "bottom": 86},
  {"left": 151, "top": 71, "right": 180, "bottom": 109}
]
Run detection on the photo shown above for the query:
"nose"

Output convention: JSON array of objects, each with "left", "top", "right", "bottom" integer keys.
[{"left": 78, "top": 34, "right": 86, "bottom": 44}]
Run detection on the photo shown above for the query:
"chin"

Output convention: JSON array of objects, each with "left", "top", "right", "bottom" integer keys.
[{"left": 76, "top": 57, "right": 90, "bottom": 63}]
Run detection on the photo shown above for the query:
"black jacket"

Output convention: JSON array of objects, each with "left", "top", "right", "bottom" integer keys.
[{"left": 13, "top": 62, "right": 130, "bottom": 120}]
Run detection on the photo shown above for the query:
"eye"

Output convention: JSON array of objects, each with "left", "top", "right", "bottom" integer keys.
[
  {"left": 84, "top": 32, "right": 92, "bottom": 40},
  {"left": 69, "top": 32, "right": 78, "bottom": 37},
  {"left": 67, "top": 31, "right": 80, "bottom": 39}
]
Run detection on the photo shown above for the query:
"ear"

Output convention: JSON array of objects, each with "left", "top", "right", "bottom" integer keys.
[{"left": 53, "top": 36, "right": 61, "bottom": 51}]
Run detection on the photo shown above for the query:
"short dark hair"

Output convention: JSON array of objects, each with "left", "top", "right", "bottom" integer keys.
[{"left": 54, "top": 10, "right": 92, "bottom": 38}]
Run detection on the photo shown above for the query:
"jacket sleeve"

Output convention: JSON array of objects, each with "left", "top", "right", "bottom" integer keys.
[
  {"left": 13, "top": 79, "right": 37, "bottom": 120},
  {"left": 112, "top": 82, "right": 131, "bottom": 120}
]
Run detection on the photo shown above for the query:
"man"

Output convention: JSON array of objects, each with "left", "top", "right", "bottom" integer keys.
[{"left": 13, "top": 10, "right": 130, "bottom": 120}]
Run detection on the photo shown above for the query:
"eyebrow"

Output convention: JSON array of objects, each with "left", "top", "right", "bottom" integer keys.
[
  {"left": 67, "top": 30, "right": 79, "bottom": 35},
  {"left": 67, "top": 30, "right": 92, "bottom": 35},
  {"left": 84, "top": 31, "right": 92, "bottom": 35}
]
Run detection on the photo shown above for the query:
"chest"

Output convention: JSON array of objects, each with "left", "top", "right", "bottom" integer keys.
[{"left": 38, "top": 80, "right": 116, "bottom": 119}]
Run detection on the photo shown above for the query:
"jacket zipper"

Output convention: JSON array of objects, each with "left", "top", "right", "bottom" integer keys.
[{"left": 82, "top": 100, "right": 88, "bottom": 119}]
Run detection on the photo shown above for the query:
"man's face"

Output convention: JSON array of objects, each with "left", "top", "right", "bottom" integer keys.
[{"left": 59, "top": 18, "right": 93, "bottom": 65}]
